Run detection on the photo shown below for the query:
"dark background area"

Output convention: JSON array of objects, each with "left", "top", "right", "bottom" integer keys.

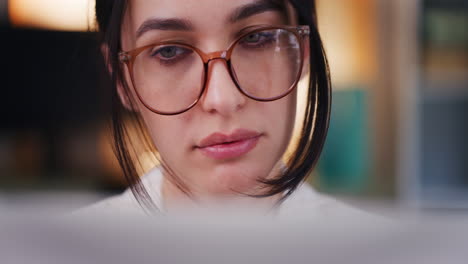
[{"left": 0, "top": 26, "right": 125, "bottom": 193}]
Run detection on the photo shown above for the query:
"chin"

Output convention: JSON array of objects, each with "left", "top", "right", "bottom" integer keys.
[{"left": 205, "top": 164, "right": 270, "bottom": 196}]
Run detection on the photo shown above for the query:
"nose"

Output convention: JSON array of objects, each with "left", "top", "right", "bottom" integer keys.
[{"left": 199, "top": 58, "right": 246, "bottom": 116}]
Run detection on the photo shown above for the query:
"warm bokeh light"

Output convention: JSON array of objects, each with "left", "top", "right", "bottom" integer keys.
[
  {"left": 316, "top": 0, "right": 378, "bottom": 87},
  {"left": 8, "top": 0, "right": 96, "bottom": 31}
]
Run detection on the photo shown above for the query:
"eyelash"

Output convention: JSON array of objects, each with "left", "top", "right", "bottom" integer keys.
[
  {"left": 149, "top": 46, "right": 192, "bottom": 65},
  {"left": 239, "top": 31, "right": 276, "bottom": 48}
]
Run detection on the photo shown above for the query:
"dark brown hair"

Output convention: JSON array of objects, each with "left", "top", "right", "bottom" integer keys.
[{"left": 95, "top": 0, "right": 331, "bottom": 210}]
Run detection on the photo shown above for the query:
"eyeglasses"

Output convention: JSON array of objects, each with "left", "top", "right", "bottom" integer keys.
[{"left": 119, "top": 25, "right": 310, "bottom": 115}]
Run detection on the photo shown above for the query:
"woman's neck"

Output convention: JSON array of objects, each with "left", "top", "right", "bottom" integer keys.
[{"left": 160, "top": 167, "right": 284, "bottom": 214}]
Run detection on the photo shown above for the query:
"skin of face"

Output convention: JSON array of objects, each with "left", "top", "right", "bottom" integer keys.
[{"left": 119, "top": 0, "right": 300, "bottom": 208}]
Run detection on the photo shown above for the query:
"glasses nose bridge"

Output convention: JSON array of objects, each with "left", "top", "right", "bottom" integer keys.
[{"left": 204, "top": 50, "right": 229, "bottom": 63}]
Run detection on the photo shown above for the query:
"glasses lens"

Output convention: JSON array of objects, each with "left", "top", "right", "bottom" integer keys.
[
  {"left": 231, "top": 28, "right": 302, "bottom": 100},
  {"left": 132, "top": 44, "right": 204, "bottom": 114}
]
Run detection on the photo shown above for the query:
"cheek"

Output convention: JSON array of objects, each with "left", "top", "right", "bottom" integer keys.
[
  {"left": 250, "top": 90, "right": 297, "bottom": 173},
  {"left": 139, "top": 108, "right": 193, "bottom": 164},
  {"left": 263, "top": 90, "right": 297, "bottom": 144}
]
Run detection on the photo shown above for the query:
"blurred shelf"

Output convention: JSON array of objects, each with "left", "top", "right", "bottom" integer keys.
[{"left": 422, "top": 79, "right": 468, "bottom": 102}]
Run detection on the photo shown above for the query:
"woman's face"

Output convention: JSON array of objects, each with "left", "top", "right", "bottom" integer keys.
[{"left": 120, "top": 0, "right": 298, "bottom": 201}]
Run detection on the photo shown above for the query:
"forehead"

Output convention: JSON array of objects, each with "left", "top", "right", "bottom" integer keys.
[
  {"left": 123, "top": 0, "right": 288, "bottom": 38},
  {"left": 129, "top": 0, "right": 257, "bottom": 22}
]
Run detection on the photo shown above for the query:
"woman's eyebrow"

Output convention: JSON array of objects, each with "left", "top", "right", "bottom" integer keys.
[
  {"left": 136, "top": 18, "right": 194, "bottom": 39},
  {"left": 228, "top": 0, "right": 283, "bottom": 23},
  {"left": 135, "top": 0, "right": 281, "bottom": 39}
]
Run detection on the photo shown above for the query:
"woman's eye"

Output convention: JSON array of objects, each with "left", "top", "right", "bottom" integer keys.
[
  {"left": 244, "top": 33, "right": 261, "bottom": 43},
  {"left": 159, "top": 46, "right": 178, "bottom": 58},
  {"left": 240, "top": 31, "right": 276, "bottom": 47},
  {"left": 150, "top": 46, "right": 192, "bottom": 63}
]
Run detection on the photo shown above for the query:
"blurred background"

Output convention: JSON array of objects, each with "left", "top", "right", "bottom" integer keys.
[{"left": 0, "top": 0, "right": 467, "bottom": 211}]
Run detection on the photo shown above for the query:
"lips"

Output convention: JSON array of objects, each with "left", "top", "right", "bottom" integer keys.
[{"left": 196, "top": 129, "right": 262, "bottom": 160}]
